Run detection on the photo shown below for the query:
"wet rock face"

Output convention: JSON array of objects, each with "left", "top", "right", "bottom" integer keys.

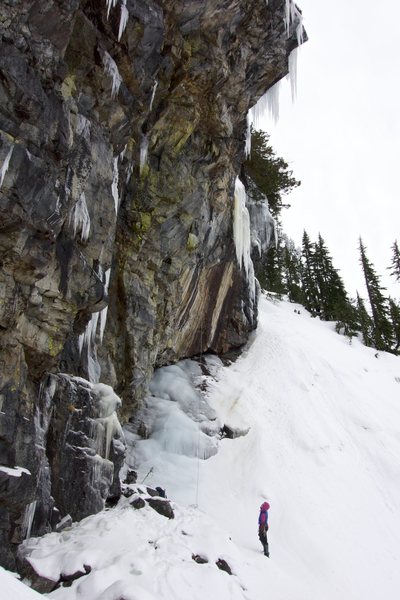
[{"left": 0, "top": 0, "right": 302, "bottom": 568}]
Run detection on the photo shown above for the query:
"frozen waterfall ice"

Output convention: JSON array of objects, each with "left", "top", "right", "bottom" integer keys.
[
  {"left": 233, "top": 178, "right": 252, "bottom": 277},
  {"left": 233, "top": 177, "right": 256, "bottom": 301}
]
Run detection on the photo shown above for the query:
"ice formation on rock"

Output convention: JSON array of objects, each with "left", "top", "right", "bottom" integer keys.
[
  {"left": 118, "top": 1, "right": 129, "bottom": 41},
  {"left": 245, "top": 112, "right": 251, "bottom": 158},
  {"left": 288, "top": 46, "right": 298, "bottom": 100},
  {"left": 140, "top": 135, "right": 149, "bottom": 174},
  {"left": 102, "top": 51, "right": 122, "bottom": 99},
  {"left": 250, "top": 81, "right": 280, "bottom": 127},
  {"left": 22, "top": 501, "right": 37, "bottom": 540},
  {"left": 70, "top": 193, "right": 91, "bottom": 242},
  {"left": 285, "top": 0, "right": 304, "bottom": 44},
  {"left": 149, "top": 80, "right": 158, "bottom": 112},
  {"left": 92, "top": 383, "right": 123, "bottom": 460},
  {"left": 233, "top": 178, "right": 252, "bottom": 277},
  {"left": 0, "top": 146, "right": 13, "bottom": 188},
  {"left": 99, "top": 268, "right": 111, "bottom": 344},
  {"left": 111, "top": 157, "right": 119, "bottom": 214},
  {"left": 106, "top": 0, "right": 118, "bottom": 19}
]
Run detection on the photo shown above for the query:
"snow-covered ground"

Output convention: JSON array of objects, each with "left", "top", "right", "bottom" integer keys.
[{"left": 4, "top": 295, "right": 400, "bottom": 599}]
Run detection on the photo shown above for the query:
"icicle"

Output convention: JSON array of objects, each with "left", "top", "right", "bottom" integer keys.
[
  {"left": 248, "top": 2, "right": 303, "bottom": 128},
  {"left": 288, "top": 47, "right": 298, "bottom": 101},
  {"left": 119, "top": 145, "right": 127, "bottom": 160},
  {"left": 296, "top": 19, "right": 304, "bottom": 46},
  {"left": 78, "top": 311, "right": 99, "bottom": 355},
  {"left": 111, "top": 156, "right": 119, "bottom": 214},
  {"left": 139, "top": 134, "right": 149, "bottom": 174},
  {"left": 0, "top": 146, "right": 13, "bottom": 188},
  {"left": 102, "top": 51, "right": 122, "bottom": 98},
  {"left": 105, "top": 0, "right": 118, "bottom": 19},
  {"left": 247, "top": 188, "right": 276, "bottom": 257},
  {"left": 284, "top": 0, "right": 304, "bottom": 44},
  {"left": 99, "top": 269, "right": 111, "bottom": 343},
  {"left": 149, "top": 79, "right": 158, "bottom": 112},
  {"left": 250, "top": 81, "right": 280, "bottom": 127},
  {"left": 245, "top": 112, "right": 252, "bottom": 158},
  {"left": 70, "top": 192, "right": 91, "bottom": 242},
  {"left": 285, "top": 0, "right": 291, "bottom": 35},
  {"left": 78, "top": 264, "right": 110, "bottom": 362},
  {"left": 104, "top": 412, "right": 121, "bottom": 459},
  {"left": 118, "top": 0, "right": 129, "bottom": 41},
  {"left": 233, "top": 178, "right": 251, "bottom": 278},
  {"left": 22, "top": 500, "right": 37, "bottom": 540}
]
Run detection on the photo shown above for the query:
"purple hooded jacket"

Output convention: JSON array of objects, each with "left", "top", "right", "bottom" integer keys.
[{"left": 259, "top": 502, "right": 270, "bottom": 527}]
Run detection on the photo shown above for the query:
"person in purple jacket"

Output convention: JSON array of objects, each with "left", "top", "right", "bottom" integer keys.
[{"left": 258, "top": 501, "right": 270, "bottom": 557}]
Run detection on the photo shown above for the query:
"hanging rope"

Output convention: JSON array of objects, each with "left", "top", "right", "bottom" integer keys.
[
  {"left": 141, "top": 466, "right": 153, "bottom": 484},
  {"left": 194, "top": 316, "right": 204, "bottom": 508}
]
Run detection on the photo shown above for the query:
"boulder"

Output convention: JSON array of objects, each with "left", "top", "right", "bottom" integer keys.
[{"left": 146, "top": 498, "right": 174, "bottom": 519}]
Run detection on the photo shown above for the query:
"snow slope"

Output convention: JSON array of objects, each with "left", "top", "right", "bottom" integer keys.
[
  {"left": 0, "top": 567, "right": 45, "bottom": 599},
  {"left": 10, "top": 295, "right": 400, "bottom": 599}
]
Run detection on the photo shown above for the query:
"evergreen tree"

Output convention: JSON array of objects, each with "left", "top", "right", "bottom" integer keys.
[
  {"left": 283, "top": 239, "right": 303, "bottom": 304},
  {"left": 389, "top": 240, "right": 400, "bottom": 282},
  {"left": 358, "top": 238, "right": 393, "bottom": 352},
  {"left": 335, "top": 297, "right": 360, "bottom": 340},
  {"left": 260, "top": 223, "right": 286, "bottom": 296},
  {"left": 262, "top": 245, "right": 286, "bottom": 296},
  {"left": 312, "top": 234, "right": 358, "bottom": 337},
  {"left": 388, "top": 298, "right": 400, "bottom": 353},
  {"left": 312, "top": 234, "right": 333, "bottom": 319},
  {"left": 301, "top": 230, "right": 319, "bottom": 315},
  {"left": 355, "top": 293, "right": 374, "bottom": 347},
  {"left": 244, "top": 129, "right": 300, "bottom": 218},
  {"left": 314, "top": 236, "right": 347, "bottom": 316}
]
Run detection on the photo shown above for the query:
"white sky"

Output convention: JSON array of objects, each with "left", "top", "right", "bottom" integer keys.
[{"left": 261, "top": 0, "right": 400, "bottom": 299}]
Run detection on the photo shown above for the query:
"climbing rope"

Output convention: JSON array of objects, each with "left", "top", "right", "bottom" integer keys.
[{"left": 194, "top": 316, "right": 205, "bottom": 508}]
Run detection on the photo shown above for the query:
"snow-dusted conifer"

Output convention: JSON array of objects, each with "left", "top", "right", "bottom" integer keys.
[
  {"left": 359, "top": 238, "right": 393, "bottom": 352},
  {"left": 313, "top": 234, "right": 351, "bottom": 324},
  {"left": 389, "top": 240, "right": 400, "bottom": 282},
  {"left": 388, "top": 298, "right": 400, "bottom": 353},
  {"left": 261, "top": 225, "right": 286, "bottom": 296},
  {"left": 355, "top": 292, "right": 374, "bottom": 348},
  {"left": 283, "top": 238, "right": 303, "bottom": 304},
  {"left": 301, "top": 230, "right": 319, "bottom": 316}
]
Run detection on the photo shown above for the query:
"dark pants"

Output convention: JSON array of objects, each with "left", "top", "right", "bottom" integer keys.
[{"left": 258, "top": 526, "right": 269, "bottom": 557}]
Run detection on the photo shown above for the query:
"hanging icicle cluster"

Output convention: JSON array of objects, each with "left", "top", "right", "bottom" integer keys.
[
  {"left": 285, "top": 0, "right": 304, "bottom": 45},
  {"left": 246, "top": 0, "right": 304, "bottom": 146},
  {"left": 105, "top": 0, "right": 129, "bottom": 41}
]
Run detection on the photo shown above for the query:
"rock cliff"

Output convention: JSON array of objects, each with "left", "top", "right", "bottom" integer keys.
[{"left": 0, "top": 0, "right": 303, "bottom": 569}]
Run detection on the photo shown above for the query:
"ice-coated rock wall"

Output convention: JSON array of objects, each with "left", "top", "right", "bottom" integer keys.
[{"left": 0, "top": 0, "right": 303, "bottom": 568}]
